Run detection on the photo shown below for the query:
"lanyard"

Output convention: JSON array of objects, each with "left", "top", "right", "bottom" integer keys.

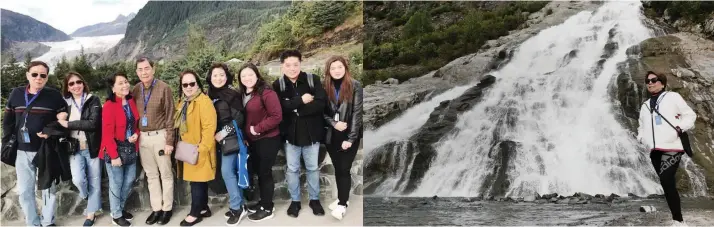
[
  {"left": 141, "top": 79, "right": 157, "bottom": 115},
  {"left": 23, "top": 87, "right": 42, "bottom": 127},
  {"left": 71, "top": 93, "right": 86, "bottom": 112}
]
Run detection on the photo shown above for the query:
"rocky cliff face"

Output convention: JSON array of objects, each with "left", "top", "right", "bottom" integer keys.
[
  {"left": 614, "top": 33, "right": 714, "bottom": 195},
  {"left": 0, "top": 146, "right": 364, "bottom": 222},
  {"left": 363, "top": 1, "right": 602, "bottom": 130},
  {"left": 70, "top": 13, "right": 136, "bottom": 37},
  {"left": 1, "top": 9, "right": 70, "bottom": 57}
]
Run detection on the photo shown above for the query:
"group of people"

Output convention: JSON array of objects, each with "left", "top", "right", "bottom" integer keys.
[{"left": 1, "top": 49, "right": 363, "bottom": 227}]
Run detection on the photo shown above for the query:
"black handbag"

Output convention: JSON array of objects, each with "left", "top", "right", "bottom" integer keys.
[
  {"left": 220, "top": 120, "right": 241, "bottom": 155},
  {"left": 59, "top": 137, "right": 79, "bottom": 155},
  {"left": 1, "top": 134, "right": 18, "bottom": 167},
  {"left": 104, "top": 139, "right": 137, "bottom": 165},
  {"left": 653, "top": 108, "right": 694, "bottom": 157}
]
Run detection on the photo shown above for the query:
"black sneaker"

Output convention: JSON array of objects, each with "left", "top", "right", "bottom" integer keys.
[
  {"left": 287, "top": 201, "right": 301, "bottom": 218},
  {"left": 122, "top": 210, "right": 134, "bottom": 221},
  {"left": 246, "top": 202, "right": 261, "bottom": 213},
  {"left": 112, "top": 217, "right": 131, "bottom": 226},
  {"left": 309, "top": 200, "right": 325, "bottom": 216},
  {"left": 248, "top": 206, "right": 274, "bottom": 222},
  {"left": 83, "top": 216, "right": 96, "bottom": 226},
  {"left": 226, "top": 207, "right": 248, "bottom": 226}
]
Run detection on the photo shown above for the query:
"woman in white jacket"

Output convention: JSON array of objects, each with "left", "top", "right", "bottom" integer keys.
[{"left": 637, "top": 71, "right": 696, "bottom": 226}]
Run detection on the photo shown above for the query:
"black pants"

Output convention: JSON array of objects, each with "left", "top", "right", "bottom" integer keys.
[
  {"left": 327, "top": 131, "right": 360, "bottom": 206},
  {"left": 189, "top": 182, "right": 209, "bottom": 218},
  {"left": 248, "top": 136, "right": 280, "bottom": 210},
  {"left": 650, "top": 151, "right": 683, "bottom": 222}
]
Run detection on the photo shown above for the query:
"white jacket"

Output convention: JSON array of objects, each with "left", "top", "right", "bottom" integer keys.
[{"left": 637, "top": 91, "right": 696, "bottom": 152}]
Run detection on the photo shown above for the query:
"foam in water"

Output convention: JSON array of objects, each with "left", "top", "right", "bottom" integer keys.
[{"left": 368, "top": 1, "right": 711, "bottom": 197}]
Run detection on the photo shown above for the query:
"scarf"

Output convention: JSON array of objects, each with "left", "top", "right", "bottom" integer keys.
[{"left": 174, "top": 91, "right": 202, "bottom": 134}]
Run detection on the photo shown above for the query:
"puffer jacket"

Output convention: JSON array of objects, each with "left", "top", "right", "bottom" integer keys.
[{"left": 637, "top": 91, "right": 697, "bottom": 152}]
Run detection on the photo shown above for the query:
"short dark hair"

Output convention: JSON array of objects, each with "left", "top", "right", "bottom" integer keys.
[
  {"left": 27, "top": 61, "right": 50, "bottom": 73},
  {"left": 280, "top": 49, "right": 302, "bottom": 63},
  {"left": 136, "top": 57, "right": 154, "bottom": 68},
  {"left": 207, "top": 63, "right": 234, "bottom": 88},
  {"left": 179, "top": 69, "right": 203, "bottom": 94},
  {"left": 646, "top": 71, "right": 667, "bottom": 88},
  {"left": 62, "top": 72, "right": 91, "bottom": 98},
  {"left": 106, "top": 72, "right": 132, "bottom": 102}
]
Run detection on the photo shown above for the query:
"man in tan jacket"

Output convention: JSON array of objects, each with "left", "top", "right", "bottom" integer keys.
[{"left": 132, "top": 57, "right": 176, "bottom": 225}]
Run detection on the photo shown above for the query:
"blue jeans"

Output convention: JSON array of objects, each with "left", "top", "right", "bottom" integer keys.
[
  {"left": 105, "top": 162, "right": 136, "bottom": 219},
  {"left": 221, "top": 152, "right": 244, "bottom": 210},
  {"left": 16, "top": 150, "right": 57, "bottom": 226},
  {"left": 285, "top": 142, "right": 320, "bottom": 201},
  {"left": 70, "top": 149, "right": 101, "bottom": 215}
]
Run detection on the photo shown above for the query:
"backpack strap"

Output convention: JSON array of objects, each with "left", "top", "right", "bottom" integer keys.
[
  {"left": 307, "top": 73, "right": 314, "bottom": 90},
  {"left": 279, "top": 76, "right": 286, "bottom": 93}
]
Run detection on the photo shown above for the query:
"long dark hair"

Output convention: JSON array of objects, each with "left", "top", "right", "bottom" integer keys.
[
  {"left": 237, "top": 63, "right": 269, "bottom": 96},
  {"left": 105, "top": 72, "right": 132, "bottom": 102},
  {"left": 323, "top": 55, "right": 354, "bottom": 104},
  {"left": 62, "top": 71, "right": 90, "bottom": 98}
]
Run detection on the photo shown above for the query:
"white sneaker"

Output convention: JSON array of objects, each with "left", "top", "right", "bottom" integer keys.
[
  {"left": 331, "top": 205, "right": 347, "bottom": 220},
  {"left": 671, "top": 220, "right": 687, "bottom": 226},
  {"left": 329, "top": 200, "right": 349, "bottom": 210}
]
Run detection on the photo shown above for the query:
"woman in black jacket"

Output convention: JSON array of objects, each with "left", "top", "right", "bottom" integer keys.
[
  {"left": 206, "top": 63, "right": 248, "bottom": 226},
  {"left": 57, "top": 72, "right": 103, "bottom": 226},
  {"left": 321, "top": 56, "right": 363, "bottom": 220}
]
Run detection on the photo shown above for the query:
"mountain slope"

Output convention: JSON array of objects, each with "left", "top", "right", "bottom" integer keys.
[
  {"left": 70, "top": 13, "right": 136, "bottom": 37},
  {"left": 95, "top": 1, "right": 290, "bottom": 64},
  {"left": 1, "top": 9, "right": 71, "bottom": 52}
]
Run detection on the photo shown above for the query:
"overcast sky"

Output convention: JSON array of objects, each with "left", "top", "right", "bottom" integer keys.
[{"left": 1, "top": 0, "right": 148, "bottom": 35}]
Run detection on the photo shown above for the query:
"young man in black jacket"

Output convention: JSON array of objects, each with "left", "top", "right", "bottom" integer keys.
[
  {"left": 2, "top": 61, "right": 68, "bottom": 226},
  {"left": 268, "top": 50, "right": 327, "bottom": 219}
]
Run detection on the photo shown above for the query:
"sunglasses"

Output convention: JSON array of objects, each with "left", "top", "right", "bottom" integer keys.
[
  {"left": 31, "top": 73, "right": 48, "bottom": 79},
  {"left": 645, "top": 78, "right": 659, "bottom": 84},
  {"left": 68, "top": 80, "right": 84, "bottom": 86},
  {"left": 182, "top": 82, "right": 197, "bottom": 88}
]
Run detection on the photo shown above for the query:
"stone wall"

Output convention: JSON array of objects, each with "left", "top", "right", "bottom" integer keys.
[{"left": 0, "top": 144, "right": 363, "bottom": 222}]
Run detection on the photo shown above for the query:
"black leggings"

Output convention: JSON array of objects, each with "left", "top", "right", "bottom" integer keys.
[
  {"left": 248, "top": 136, "right": 280, "bottom": 210},
  {"left": 327, "top": 131, "right": 360, "bottom": 206},
  {"left": 650, "top": 151, "right": 683, "bottom": 222},
  {"left": 189, "top": 182, "right": 209, "bottom": 218}
]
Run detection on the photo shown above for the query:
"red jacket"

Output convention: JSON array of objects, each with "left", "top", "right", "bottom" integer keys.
[
  {"left": 244, "top": 87, "right": 282, "bottom": 141},
  {"left": 100, "top": 96, "right": 140, "bottom": 160}
]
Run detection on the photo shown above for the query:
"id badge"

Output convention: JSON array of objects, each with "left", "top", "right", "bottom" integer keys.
[
  {"left": 655, "top": 115, "right": 662, "bottom": 125},
  {"left": 334, "top": 113, "right": 340, "bottom": 121},
  {"left": 20, "top": 127, "right": 31, "bottom": 143},
  {"left": 141, "top": 116, "right": 148, "bottom": 127}
]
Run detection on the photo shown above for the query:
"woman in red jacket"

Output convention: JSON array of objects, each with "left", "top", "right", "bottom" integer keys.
[
  {"left": 237, "top": 63, "right": 282, "bottom": 222},
  {"left": 99, "top": 73, "right": 140, "bottom": 227}
]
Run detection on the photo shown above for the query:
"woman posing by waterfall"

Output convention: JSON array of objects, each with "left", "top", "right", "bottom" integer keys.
[
  {"left": 637, "top": 71, "right": 696, "bottom": 226},
  {"left": 322, "top": 56, "right": 363, "bottom": 220}
]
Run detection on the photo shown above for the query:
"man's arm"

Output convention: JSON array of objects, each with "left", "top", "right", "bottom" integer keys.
[
  {"left": 163, "top": 84, "right": 176, "bottom": 146},
  {"left": 296, "top": 74, "right": 326, "bottom": 116}
]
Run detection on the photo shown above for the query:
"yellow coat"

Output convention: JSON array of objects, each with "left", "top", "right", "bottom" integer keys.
[{"left": 177, "top": 93, "right": 217, "bottom": 182}]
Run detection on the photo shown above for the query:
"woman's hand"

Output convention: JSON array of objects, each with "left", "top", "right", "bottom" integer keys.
[
  {"left": 334, "top": 122, "right": 348, "bottom": 131},
  {"left": 111, "top": 158, "right": 123, "bottom": 167},
  {"left": 128, "top": 133, "right": 138, "bottom": 143},
  {"left": 341, "top": 141, "right": 352, "bottom": 150},
  {"left": 36, "top": 132, "right": 49, "bottom": 139}
]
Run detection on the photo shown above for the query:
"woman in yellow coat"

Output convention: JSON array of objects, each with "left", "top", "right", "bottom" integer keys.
[{"left": 173, "top": 70, "right": 217, "bottom": 226}]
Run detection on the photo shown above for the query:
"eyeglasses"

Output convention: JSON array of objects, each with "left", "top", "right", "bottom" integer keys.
[
  {"left": 645, "top": 78, "right": 659, "bottom": 84},
  {"left": 182, "top": 82, "right": 197, "bottom": 88},
  {"left": 31, "top": 73, "right": 48, "bottom": 79},
  {"left": 68, "top": 80, "right": 84, "bottom": 86}
]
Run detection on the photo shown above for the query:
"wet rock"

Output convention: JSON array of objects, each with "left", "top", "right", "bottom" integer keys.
[
  {"left": 384, "top": 78, "right": 399, "bottom": 85},
  {"left": 535, "top": 199, "right": 548, "bottom": 204},
  {"left": 549, "top": 197, "right": 558, "bottom": 203},
  {"left": 524, "top": 195, "right": 536, "bottom": 202},
  {"left": 627, "top": 193, "right": 640, "bottom": 199},
  {"left": 647, "top": 194, "right": 665, "bottom": 199},
  {"left": 594, "top": 194, "right": 606, "bottom": 199},
  {"left": 320, "top": 163, "right": 335, "bottom": 175},
  {"left": 557, "top": 198, "right": 571, "bottom": 204},
  {"left": 542, "top": 193, "right": 559, "bottom": 199},
  {"left": 573, "top": 192, "right": 593, "bottom": 199}
]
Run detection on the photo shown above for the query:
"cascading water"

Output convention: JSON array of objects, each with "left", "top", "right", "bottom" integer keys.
[{"left": 366, "top": 1, "right": 709, "bottom": 197}]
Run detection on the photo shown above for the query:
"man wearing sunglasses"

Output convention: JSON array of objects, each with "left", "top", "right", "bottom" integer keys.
[
  {"left": 131, "top": 57, "right": 176, "bottom": 225},
  {"left": 2, "top": 61, "right": 68, "bottom": 226},
  {"left": 636, "top": 71, "right": 696, "bottom": 226}
]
